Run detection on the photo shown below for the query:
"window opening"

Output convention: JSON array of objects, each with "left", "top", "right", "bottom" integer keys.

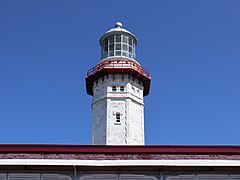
[
  {"left": 120, "top": 86, "right": 124, "bottom": 92},
  {"left": 112, "top": 86, "right": 117, "bottom": 91},
  {"left": 116, "top": 112, "right": 120, "bottom": 123}
]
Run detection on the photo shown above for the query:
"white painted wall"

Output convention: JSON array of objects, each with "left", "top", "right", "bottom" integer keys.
[{"left": 92, "top": 74, "right": 145, "bottom": 145}]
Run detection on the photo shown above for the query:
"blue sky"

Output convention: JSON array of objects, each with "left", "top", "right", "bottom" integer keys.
[{"left": 0, "top": 1, "right": 240, "bottom": 145}]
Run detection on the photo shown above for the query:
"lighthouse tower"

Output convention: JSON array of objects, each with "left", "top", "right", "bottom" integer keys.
[{"left": 86, "top": 22, "right": 151, "bottom": 145}]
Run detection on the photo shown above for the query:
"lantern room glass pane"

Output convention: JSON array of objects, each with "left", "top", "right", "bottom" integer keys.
[
  {"left": 122, "top": 44, "right": 127, "bottom": 51},
  {"left": 104, "top": 38, "right": 108, "bottom": 47},
  {"left": 104, "top": 46, "right": 108, "bottom": 52},
  {"left": 115, "top": 51, "right": 121, "bottom": 56},
  {"left": 116, "top": 44, "right": 121, "bottom": 50},
  {"left": 122, "top": 35, "right": 128, "bottom": 43},
  {"left": 109, "top": 44, "right": 114, "bottom": 51},
  {"left": 109, "top": 35, "right": 114, "bottom": 43},
  {"left": 129, "top": 37, "right": 133, "bottom": 46},
  {"left": 129, "top": 46, "right": 132, "bottom": 53},
  {"left": 116, "top": 34, "right": 121, "bottom": 42},
  {"left": 109, "top": 52, "right": 114, "bottom": 56},
  {"left": 122, "top": 51, "right": 127, "bottom": 56},
  {"left": 133, "top": 50, "right": 136, "bottom": 59}
]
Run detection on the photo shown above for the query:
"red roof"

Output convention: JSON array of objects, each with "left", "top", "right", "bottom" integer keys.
[
  {"left": 1, "top": 145, "right": 240, "bottom": 161},
  {"left": 1, "top": 144, "right": 240, "bottom": 154}
]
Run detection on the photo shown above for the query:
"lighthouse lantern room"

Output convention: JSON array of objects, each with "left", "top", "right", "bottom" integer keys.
[{"left": 86, "top": 22, "right": 151, "bottom": 145}]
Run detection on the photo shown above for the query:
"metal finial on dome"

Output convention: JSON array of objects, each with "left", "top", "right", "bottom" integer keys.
[{"left": 115, "top": 22, "right": 123, "bottom": 28}]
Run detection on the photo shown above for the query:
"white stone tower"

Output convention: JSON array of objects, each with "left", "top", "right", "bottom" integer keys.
[{"left": 86, "top": 22, "right": 151, "bottom": 145}]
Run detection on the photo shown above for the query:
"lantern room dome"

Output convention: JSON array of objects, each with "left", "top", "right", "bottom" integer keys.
[{"left": 100, "top": 22, "right": 138, "bottom": 60}]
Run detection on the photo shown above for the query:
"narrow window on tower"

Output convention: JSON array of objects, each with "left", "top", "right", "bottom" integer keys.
[
  {"left": 116, "top": 112, "right": 121, "bottom": 123},
  {"left": 120, "top": 86, "right": 124, "bottom": 92},
  {"left": 112, "top": 86, "right": 117, "bottom": 92}
]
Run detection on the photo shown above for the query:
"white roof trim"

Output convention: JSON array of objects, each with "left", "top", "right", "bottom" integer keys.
[{"left": 0, "top": 159, "right": 240, "bottom": 167}]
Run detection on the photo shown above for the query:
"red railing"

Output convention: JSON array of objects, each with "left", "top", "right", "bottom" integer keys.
[{"left": 87, "top": 60, "right": 150, "bottom": 77}]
